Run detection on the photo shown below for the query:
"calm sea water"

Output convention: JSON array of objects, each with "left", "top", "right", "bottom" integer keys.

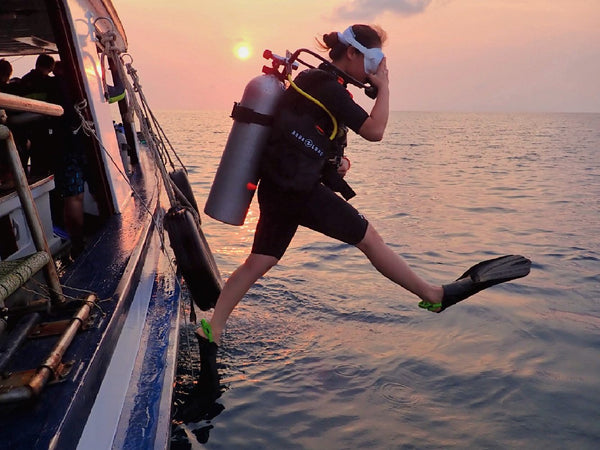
[{"left": 160, "top": 110, "right": 600, "bottom": 449}]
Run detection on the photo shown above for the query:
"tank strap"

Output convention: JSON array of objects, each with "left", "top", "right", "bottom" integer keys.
[{"left": 231, "top": 102, "right": 273, "bottom": 126}]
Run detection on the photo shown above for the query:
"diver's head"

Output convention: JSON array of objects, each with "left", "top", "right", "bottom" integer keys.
[{"left": 319, "top": 24, "right": 386, "bottom": 80}]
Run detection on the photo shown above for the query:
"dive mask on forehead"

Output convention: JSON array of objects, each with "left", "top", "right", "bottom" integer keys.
[{"left": 337, "top": 26, "right": 384, "bottom": 75}]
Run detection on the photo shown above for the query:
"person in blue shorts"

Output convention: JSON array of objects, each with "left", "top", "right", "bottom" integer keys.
[{"left": 51, "top": 61, "right": 86, "bottom": 257}]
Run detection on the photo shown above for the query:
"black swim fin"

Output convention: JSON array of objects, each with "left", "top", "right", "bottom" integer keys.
[{"left": 419, "top": 255, "right": 531, "bottom": 313}]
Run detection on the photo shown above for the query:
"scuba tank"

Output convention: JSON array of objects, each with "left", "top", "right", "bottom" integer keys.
[
  {"left": 204, "top": 52, "right": 287, "bottom": 226},
  {"left": 204, "top": 49, "right": 377, "bottom": 226}
]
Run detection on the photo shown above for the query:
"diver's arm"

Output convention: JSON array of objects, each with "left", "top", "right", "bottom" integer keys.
[{"left": 358, "top": 58, "right": 389, "bottom": 142}]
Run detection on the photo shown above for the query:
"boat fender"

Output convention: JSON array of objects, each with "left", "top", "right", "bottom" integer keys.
[
  {"left": 204, "top": 73, "right": 285, "bottom": 226},
  {"left": 164, "top": 206, "right": 222, "bottom": 311},
  {"left": 169, "top": 168, "right": 200, "bottom": 214}
]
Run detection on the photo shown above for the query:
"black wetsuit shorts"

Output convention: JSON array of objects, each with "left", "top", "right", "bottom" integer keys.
[{"left": 251, "top": 179, "right": 369, "bottom": 260}]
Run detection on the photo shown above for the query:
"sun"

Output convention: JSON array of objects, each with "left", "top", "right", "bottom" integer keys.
[{"left": 234, "top": 42, "right": 252, "bottom": 60}]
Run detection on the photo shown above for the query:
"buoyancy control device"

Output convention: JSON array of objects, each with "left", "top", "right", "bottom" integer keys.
[
  {"left": 204, "top": 48, "right": 377, "bottom": 226},
  {"left": 260, "top": 68, "right": 355, "bottom": 199}
]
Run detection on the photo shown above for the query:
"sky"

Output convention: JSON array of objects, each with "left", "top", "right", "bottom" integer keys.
[{"left": 112, "top": 0, "right": 600, "bottom": 113}]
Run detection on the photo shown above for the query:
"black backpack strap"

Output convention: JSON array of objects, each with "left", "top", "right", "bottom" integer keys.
[{"left": 231, "top": 102, "right": 273, "bottom": 126}]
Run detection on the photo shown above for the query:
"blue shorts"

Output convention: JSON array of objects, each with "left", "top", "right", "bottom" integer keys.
[{"left": 55, "top": 153, "right": 84, "bottom": 198}]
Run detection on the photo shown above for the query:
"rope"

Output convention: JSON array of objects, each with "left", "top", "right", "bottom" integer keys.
[
  {"left": 117, "top": 58, "right": 200, "bottom": 376},
  {"left": 72, "top": 97, "right": 189, "bottom": 316},
  {"left": 73, "top": 100, "right": 169, "bottom": 243},
  {"left": 95, "top": 25, "right": 177, "bottom": 207},
  {"left": 93, "top": 22, "right": 200, "bottom": 370},
  {"left": 22, "top": 279, "right": 108, "bottom": 316},
  {"left": 120, "top": 61, "right": 202, "bottom": 224}
]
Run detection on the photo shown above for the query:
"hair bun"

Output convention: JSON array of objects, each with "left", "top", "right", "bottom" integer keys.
[{"left": 322, "top": 32, "right": 340, "bottom": 49}]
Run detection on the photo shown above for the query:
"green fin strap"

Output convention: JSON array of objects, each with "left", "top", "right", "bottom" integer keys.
[
  {"left": 418, "top": 300, "right": 442, "bottom": 312},
  {"left": 201, "top": 318, "right": 214, "bottom": 343}
]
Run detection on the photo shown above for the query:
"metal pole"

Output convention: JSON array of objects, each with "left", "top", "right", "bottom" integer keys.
[
  {"left": 0, "top": 295, "right": 95, "bottom": 404},
  {"left": 28, "top": 295, "right": 95, "bottom": 396}
]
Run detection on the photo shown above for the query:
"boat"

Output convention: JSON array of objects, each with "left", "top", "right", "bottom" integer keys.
[{"left": 0, "top": 1, "right": 221, "bottom": 448}]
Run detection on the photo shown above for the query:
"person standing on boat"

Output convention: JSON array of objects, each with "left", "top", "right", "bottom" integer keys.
[
  {"left": 0, "top": 59, "right": 14, "bottom": 93},
  {"left": 18, "top": 54, "right": 57, "bottom": 177},
  {"left": 0, "top": 59, "right": 14, "bottom": 186},
  {"left": 196, "top": 25, "right": 530, "bottom": 354},
  {"left": 50, "top": 61, "right": 87, "bottom": 257},
  {"left": 0, "top": 58, "right": 25, "bottom": 186}
]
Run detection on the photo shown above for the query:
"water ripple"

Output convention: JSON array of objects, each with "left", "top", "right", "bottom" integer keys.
[{"left": 375, "top": 378, "right": 422, "bottom": 411}]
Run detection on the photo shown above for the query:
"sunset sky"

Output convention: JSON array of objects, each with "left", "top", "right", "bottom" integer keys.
[{"left": 113, "top": 0, "right": 599, "bottom": 113}]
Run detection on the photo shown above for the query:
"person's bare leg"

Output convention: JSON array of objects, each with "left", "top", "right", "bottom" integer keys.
[
  {"left": 64, "top": 193, "right": 84, "bottom": 257},
  {"left": 196, "top": 253, "right": 278, "bottom": 345},
  {"left": 356, "top": 224, "right": 443, "bottom": 305}
]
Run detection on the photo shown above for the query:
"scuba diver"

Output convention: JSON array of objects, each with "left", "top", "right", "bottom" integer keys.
[{"left": 196, "top": 24, "right": 530, "bottom": 361}]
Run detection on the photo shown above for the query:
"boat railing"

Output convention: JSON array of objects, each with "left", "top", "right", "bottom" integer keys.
[
  {"left": 1, "top": 94, "right": 100, "bottom": 405},
  {"left": 0, "top": 92, "right": 64, "bottom": 307},
  {"left": 0, "top": 92, "right": 64, "bottom": 117}
]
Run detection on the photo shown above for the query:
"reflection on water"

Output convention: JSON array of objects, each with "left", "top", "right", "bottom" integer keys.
[
  {"left": 162, "top": 111, "right": 600, "bottom": 449},
  {"left": 171, "top": 326, "right": 225, "bottom": 447}
]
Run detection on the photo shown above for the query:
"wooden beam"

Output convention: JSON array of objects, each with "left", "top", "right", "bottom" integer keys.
[{"left": 0, "top": 92, "right": 63, "bottom": 117}]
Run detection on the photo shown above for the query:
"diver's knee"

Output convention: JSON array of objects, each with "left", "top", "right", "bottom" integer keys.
[
  {"left": 356, "top": 223, "right": 383, "bottom": 251},
  {"left": 245, "top": 253, "right": 279, "bottom": 275}
]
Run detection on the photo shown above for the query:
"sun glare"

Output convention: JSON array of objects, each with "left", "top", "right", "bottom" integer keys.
[{"left": 234, "top": 42, "right": 251, "bottom": 60}]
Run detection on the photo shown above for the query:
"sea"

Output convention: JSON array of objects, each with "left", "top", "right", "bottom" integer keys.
[{"left": 158, "top": 110, "right": 600, "bottom": 449}]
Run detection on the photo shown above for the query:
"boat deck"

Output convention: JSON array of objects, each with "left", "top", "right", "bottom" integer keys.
[{"left": 0, "top": 148, "right": 180, "bottom": 449}]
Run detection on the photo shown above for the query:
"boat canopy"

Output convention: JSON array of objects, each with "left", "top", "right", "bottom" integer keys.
[{"left": 0, "top": 0, "right": 127, "bottom": 57}]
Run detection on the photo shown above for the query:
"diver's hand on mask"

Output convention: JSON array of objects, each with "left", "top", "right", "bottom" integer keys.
[{"left": 368, "top": 57, "right": 389, "bottom": 89}]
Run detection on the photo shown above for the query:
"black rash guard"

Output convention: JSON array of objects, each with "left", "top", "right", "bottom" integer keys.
[{"left": 252, "top": 68, "right": 370, "bottom": 259}]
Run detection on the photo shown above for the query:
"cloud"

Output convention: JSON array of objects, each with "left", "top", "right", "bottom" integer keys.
[{"left": 333, "top": 0, "right": 434, "bottom": 20}]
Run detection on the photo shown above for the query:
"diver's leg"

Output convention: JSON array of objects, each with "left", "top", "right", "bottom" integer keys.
[
  {"left": 196, "top": 253, "right": 278, "bottom": 345},
  {"left": 64, "top": 193, "right": 84, "bottom": 257},
  {"left": 356, "top": 224, "right": 443, "bottom": 304},
  {"left": 198, "top": 177, "right": 298, "bottom": 344},
  {"left": 296, "top": 185, "right": 442, "bottom": 304}
]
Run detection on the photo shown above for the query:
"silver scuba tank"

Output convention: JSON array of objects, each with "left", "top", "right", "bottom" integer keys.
[{"left": 204, "top": 73, "right": 285, "bottom": 225}]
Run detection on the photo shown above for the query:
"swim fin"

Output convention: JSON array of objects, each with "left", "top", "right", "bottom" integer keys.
[{"left": 419, "top": 255, "right": 531, "bottom": 313}]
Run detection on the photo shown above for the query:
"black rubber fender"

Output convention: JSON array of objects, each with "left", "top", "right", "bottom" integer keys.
[
  {"left": 164, "top": 206, "right": 222, "bottom": 310},
  {"left": 170, "top": 168, "right": 200, "bottom": 215}
]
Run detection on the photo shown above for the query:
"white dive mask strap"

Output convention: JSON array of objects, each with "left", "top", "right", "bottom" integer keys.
[{"left": 337, "top": 26, "right": 384, "bottom": 74}]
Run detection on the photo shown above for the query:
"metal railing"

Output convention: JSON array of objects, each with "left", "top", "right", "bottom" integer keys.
[
  {"left": 0, "top": 91, "right": 64, "bottom": 116},
  {"left": 0, "top": 93, "right": 64, "bottom": 305}
]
